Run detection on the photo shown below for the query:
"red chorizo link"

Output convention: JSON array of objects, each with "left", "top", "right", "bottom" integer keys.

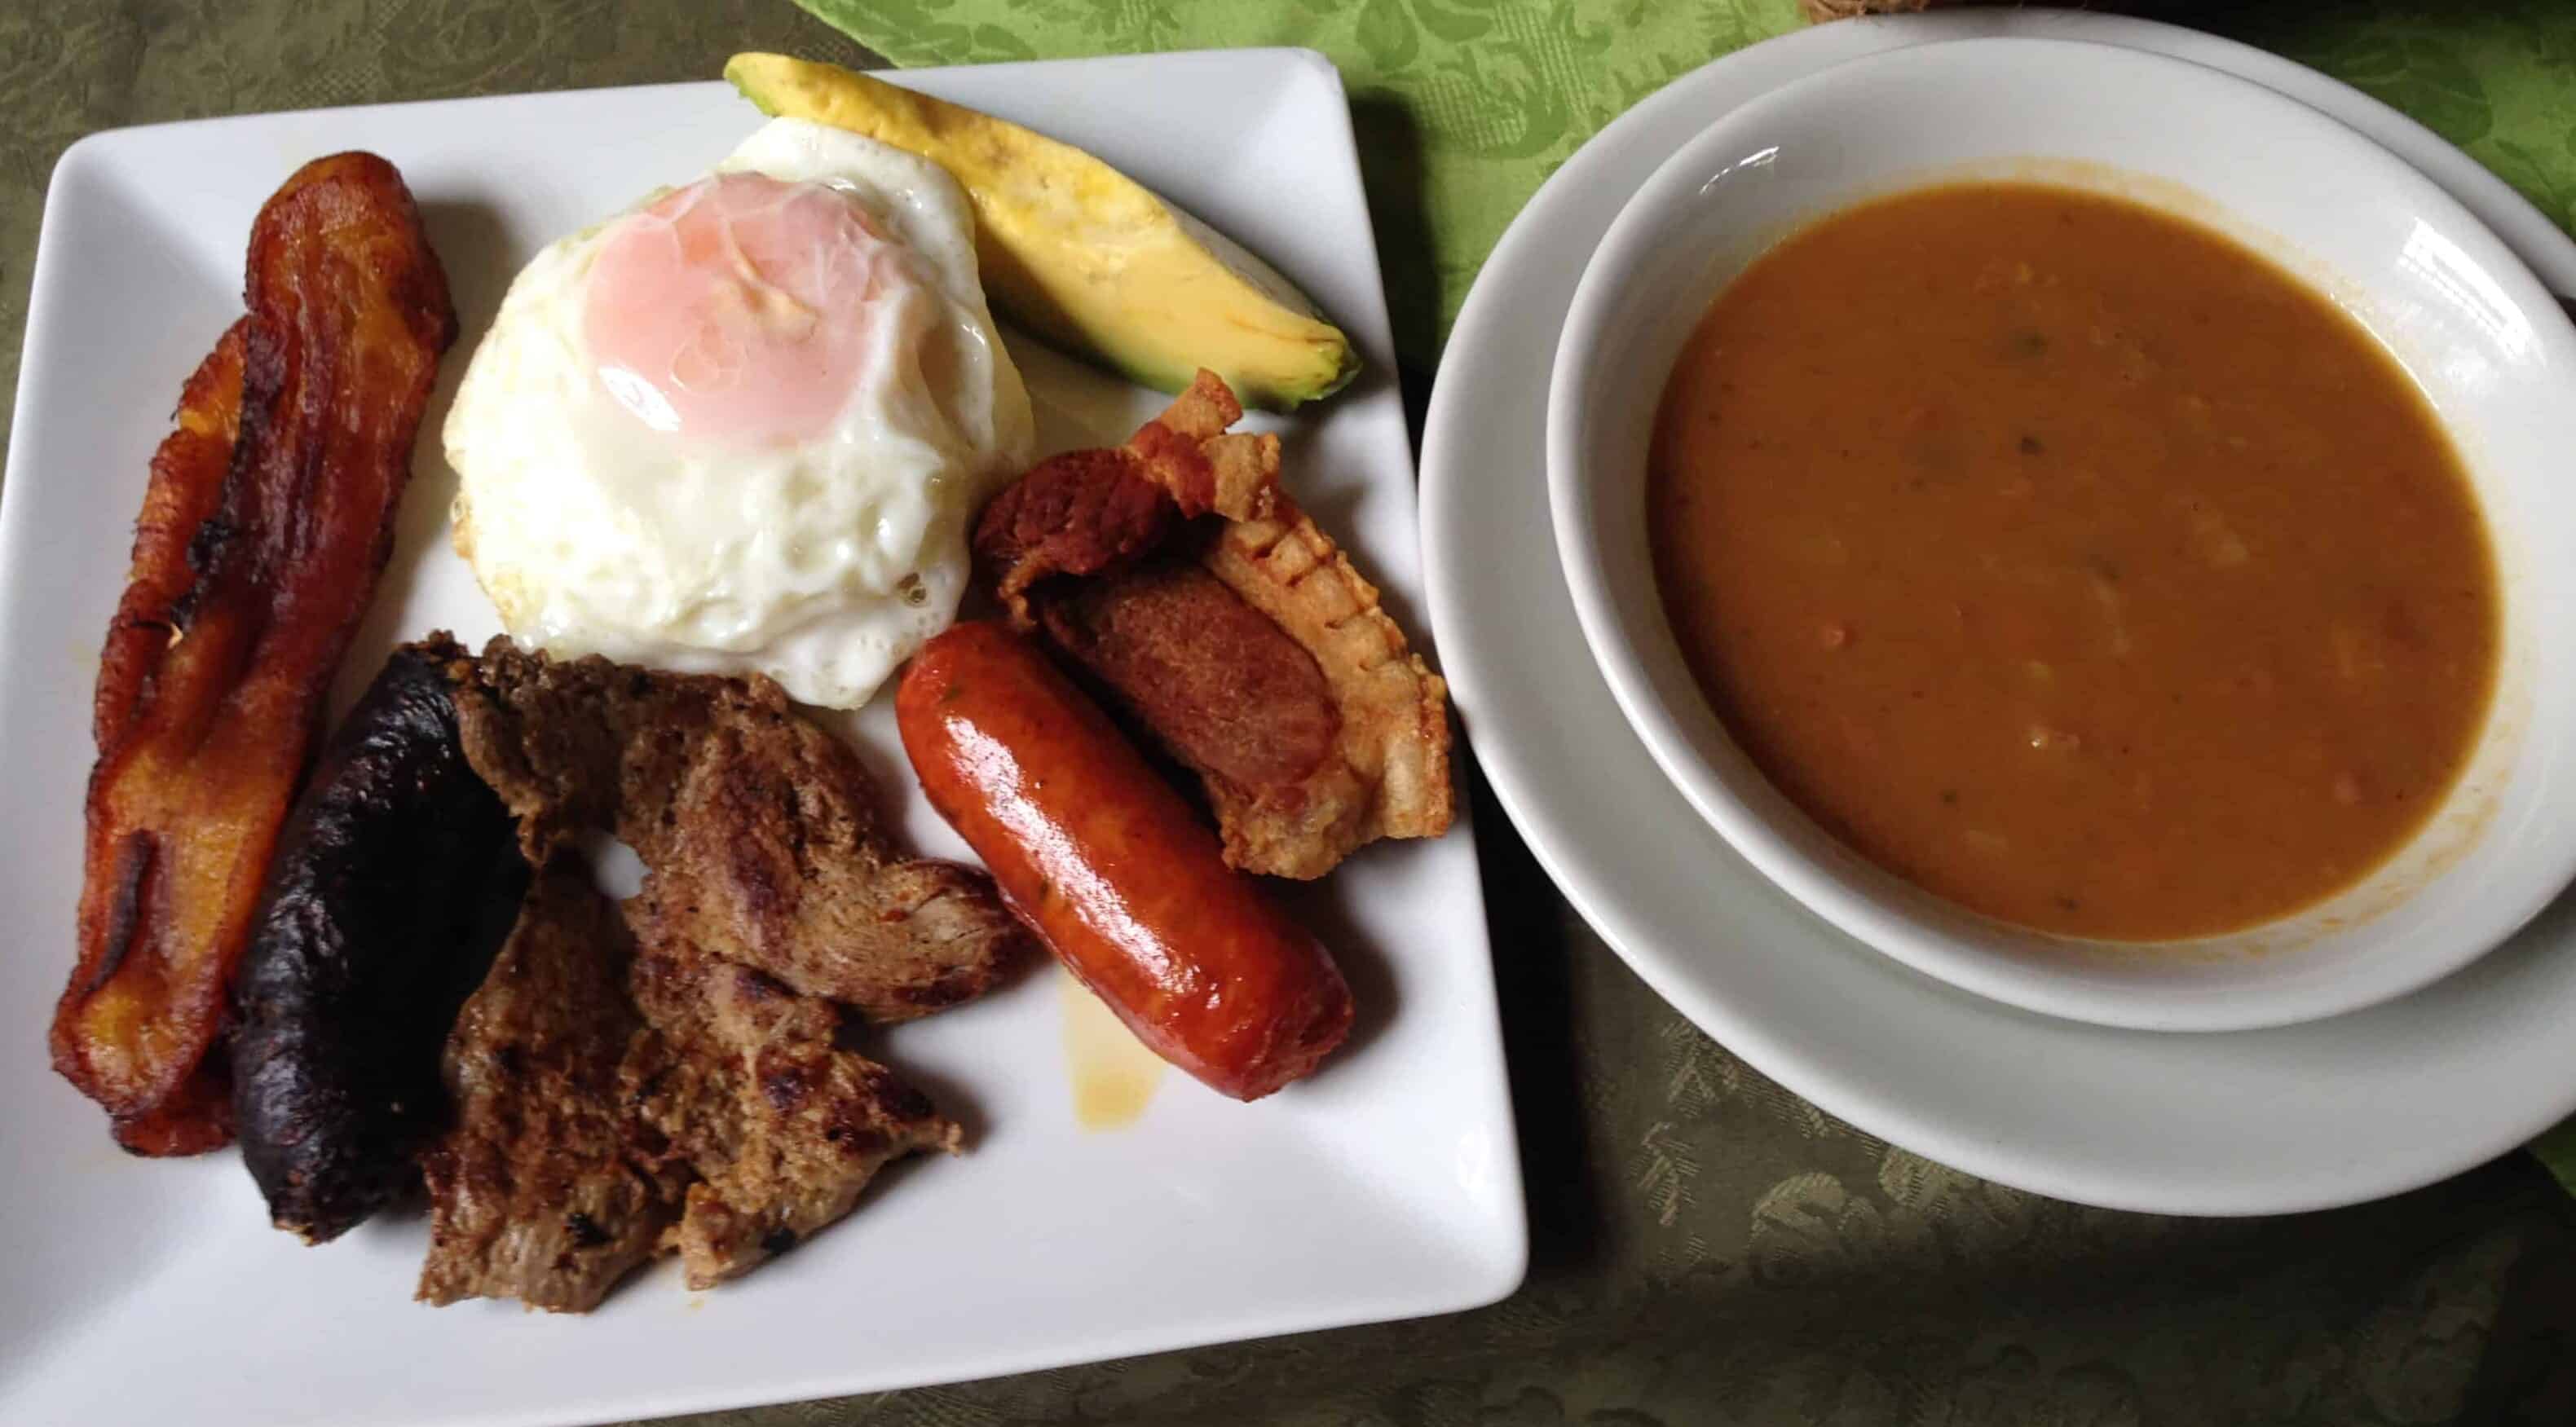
[{"left": 897, "top": 621, "right": 1352, "bottom": 1100}]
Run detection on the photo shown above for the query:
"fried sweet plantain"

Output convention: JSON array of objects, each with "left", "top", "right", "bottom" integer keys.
[
  {"left": 95, "top": 321, "right": 248, "bottom": 753},
  {"left": 53, "top": 152, "right": 456, "bottom": 1154}
]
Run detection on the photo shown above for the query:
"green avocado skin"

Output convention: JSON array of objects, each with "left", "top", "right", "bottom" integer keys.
[{"left": 1079, "top": 335, "right": 1362, "bottom": 413}]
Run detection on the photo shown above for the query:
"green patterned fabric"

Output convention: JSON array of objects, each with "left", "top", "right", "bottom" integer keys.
[
  {"left": 2533, "top": 1116, "right": 2576, "bottom": 1192},
  {"left": 800, "top": 0, "right": 1796, "bottom": 365},
  {"left": 801, "top": 0, "right": 2576, "bottom": 368},
  {"left": 9, "top": 6, "right": 2576, "bottom": 1425}
]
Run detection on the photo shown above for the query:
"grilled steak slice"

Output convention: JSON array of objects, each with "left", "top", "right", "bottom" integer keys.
[
  {"left": 624, "top": 945, "right": 959, "bottom": 1290},
  {"left": 232, "top": 636, "right": 529, "bottom": 1243},
  {"left": 450, "top": 638, "right": 1024, "bottom": 1021},
  {"left": 419, "top": 865, "right": 677, "bottom": 1314},
  {"left": 419, "top": 876, "right": 958, "bottom": 1308},
  {"left": 408, "top": 639, "right": 991, "bottom": 1308}
]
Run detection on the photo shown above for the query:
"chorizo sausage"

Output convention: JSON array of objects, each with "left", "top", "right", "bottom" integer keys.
[{"left": 897, "top": 621, "right": 1352, "bottom": 1100}]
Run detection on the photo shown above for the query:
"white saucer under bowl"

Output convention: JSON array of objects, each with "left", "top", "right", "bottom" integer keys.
[{"left": 1423, "top": 9, "right": 2576, "bottom": 1215}]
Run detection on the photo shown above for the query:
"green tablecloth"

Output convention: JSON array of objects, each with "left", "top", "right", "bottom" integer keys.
[{"left": 6, "top": 4, "right": 2576, "bottom": 1425}]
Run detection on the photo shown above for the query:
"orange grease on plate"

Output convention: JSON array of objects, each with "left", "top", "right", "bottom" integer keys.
[{"left": 1060, "top": 971, "right": 1165, "bottom": 1129}]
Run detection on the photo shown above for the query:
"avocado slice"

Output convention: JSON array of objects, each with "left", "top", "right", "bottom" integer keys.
[{"left": 726, "top": 53, "right": 1360, "bottom": 412}]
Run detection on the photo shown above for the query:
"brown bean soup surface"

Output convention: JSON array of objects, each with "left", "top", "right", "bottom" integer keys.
[{"left": 1648, "top": 181, "right": 2498, "bottom": 941}]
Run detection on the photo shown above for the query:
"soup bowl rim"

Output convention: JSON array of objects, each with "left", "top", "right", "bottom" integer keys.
[{"left": 1545, "top": 34, "right": 2576, "bottom": 1033}]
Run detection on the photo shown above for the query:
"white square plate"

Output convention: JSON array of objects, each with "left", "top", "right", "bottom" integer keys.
[{"left": 0, "top": 49, "right": 1524, "bottom": 1427}]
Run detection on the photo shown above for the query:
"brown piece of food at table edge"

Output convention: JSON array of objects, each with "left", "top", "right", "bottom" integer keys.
[
  {"left": 232, "top": 636, "right": 531, "bottom": 1244},
  {"left": 1796, "top": 0, "right": 2178, "bottom": 20},
  {"left": 1798, "top": 0, "right": 1940, "bottom": 20},
  {"left": 53, "top": 151, "right": 456, "bottom": 1155},
  {"left": 977, "top": 370, "right": 1453, "bottom": 879},
  {"left": 898, "top": 621, "right": 1353, "bottom": 1101}
]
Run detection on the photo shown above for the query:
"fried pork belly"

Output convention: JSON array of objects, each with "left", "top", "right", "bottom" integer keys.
[
  {"left": 55, "top": 154, "right": 456, "bottom": 1154},
  {"left": 976, "top": 371, "right": 1453, "bottom": 878},
  {"left": 1198, "top": 488, "right": 1454, "bottom": 877},
  {"left": 978, "top": 369, "right": 1281, "bottom": 622},
  {"left": 446, "top": 638, "right": 1025, "bottom": 1021}
]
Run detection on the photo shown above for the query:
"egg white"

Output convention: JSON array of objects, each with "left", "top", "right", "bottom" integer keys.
[{"left": 443, "top": 117, "right": 1035, "bottom": 708}]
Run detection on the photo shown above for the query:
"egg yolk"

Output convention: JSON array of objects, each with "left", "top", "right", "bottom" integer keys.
[{"left": 584, "top": 171, "right": 889, "bottom": 447}]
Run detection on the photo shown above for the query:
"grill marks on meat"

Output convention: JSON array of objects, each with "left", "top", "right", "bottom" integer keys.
[
  {"left": 201, "top": 633, "right": 1000, "bottom": 1306},
  {"left": 450, "top": 639, "right": 1025, "bottom": 1020},
  {"left": 973, "top": 371, "right": 1453, "bottom": 880},
  {"left": 55, "top": 153, "right": 456, "bottom": 1153},
  {"left": 232, "top": 636, "right": 531, "bottom": 1243},
  {"left": 626, "top": 952, "right": 958, "bottom": 1290},
  {"left": 419, "top": 865, "right": 675, "bottom": 1314},
  {"left": 423, "top": 875, "right": 956, "bottom": 1312},
  {"left": 408, "top": 640, "right": 1001, "bottom": 1310}
]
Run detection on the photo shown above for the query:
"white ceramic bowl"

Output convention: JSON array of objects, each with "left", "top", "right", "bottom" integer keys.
[{"left": 1547, "top": 36, "right": 2576, "bottom": 1033}]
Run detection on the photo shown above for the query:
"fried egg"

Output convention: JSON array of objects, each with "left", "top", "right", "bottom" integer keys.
[{"left": 444, "top": 118, "right": 1034, "bottom": 707}]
